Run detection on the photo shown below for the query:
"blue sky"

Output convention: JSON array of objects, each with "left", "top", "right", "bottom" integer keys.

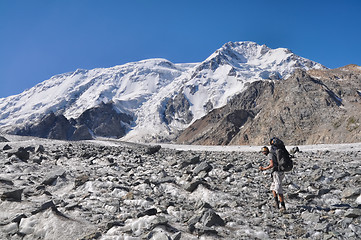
[{"left": 1, "top": 0, "right": 361, "bottom": 98}]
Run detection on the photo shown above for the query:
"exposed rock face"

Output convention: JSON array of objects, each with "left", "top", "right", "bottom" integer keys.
[
  {"left": 77, "top": 102, "right": 133, "bottom": 138},
  {"left": 16, "top": 112, "right": 75, "bottom": 140},
  {"left": 177, "top": 67, "right": 361, "bottom": 145},
  {"left": 15, "top": 102, "right": 133, "bottom": 140},
  {"left": 71, "top": 124, "right": 93, "bottom": 141},
  {"left": 163, "top": 91, "right": 193, "bottom": 125},
  {"left": 0, "top": 136, "right": 360, "bottom": 239}
]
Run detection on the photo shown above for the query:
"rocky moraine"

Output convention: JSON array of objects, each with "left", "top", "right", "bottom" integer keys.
[{"left": 0, "top": 135, "right": 360, "bottom": 239}]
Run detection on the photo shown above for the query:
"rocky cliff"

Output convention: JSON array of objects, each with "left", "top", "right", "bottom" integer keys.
[
  {"left": 15, "top": 102, "right": 133, "bottom": 141},
  {"left": 177, "top": 66, "right": 361, "bottom": 145}
]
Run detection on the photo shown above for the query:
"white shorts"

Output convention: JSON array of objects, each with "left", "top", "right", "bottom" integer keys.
[{"left": 270, "top": 171, "right": 285, "bottom": 194}]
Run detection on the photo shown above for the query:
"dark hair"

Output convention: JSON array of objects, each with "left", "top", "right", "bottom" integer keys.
[{"left": 261, "top": 146, "right": 269, "bottom": 153}]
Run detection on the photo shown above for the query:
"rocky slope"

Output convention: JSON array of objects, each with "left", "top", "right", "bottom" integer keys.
[
  {"left": 177, "top": 66, "right": 361, "bottom": 146},
  {"left": 15, "top": 102, "right": 133, "bottom": 141},
  {"left": 0, "top": 135, "right": 360, "bottom": 239}
]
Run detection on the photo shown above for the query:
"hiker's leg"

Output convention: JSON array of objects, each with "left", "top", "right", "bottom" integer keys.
[
  {"left": 272, "top": 190, "right": 277, "bottom": 198},
  {"left": 271, "top": 172, "right": 286, "bottom": 210},
  {"left": 278, "top": 173, "right": 286, "bottom": 210},
  {"left": 273, "top": 191, "right": 279, "bottom": 208},
  {"left": 270, "top": 172, "right": 281, "bottom": 208},
  {"left": 279, "top": 194, "right": 286, "bottom": 210}
]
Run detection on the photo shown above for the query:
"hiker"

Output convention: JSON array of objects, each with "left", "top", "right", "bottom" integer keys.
[{"left": 259, "top": 146, "right": 286, "bottom": 212}]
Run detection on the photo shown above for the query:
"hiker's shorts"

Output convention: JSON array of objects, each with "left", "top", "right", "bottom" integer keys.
[{"left": 270, "top": 171, "right": 285, "bottom": 194}]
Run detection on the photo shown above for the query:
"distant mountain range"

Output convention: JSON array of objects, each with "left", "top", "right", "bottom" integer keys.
[{"left": 1, "top": 41, "right": 359, "bottom": 145}]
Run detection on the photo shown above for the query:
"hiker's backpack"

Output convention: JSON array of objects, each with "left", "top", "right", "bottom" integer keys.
[{"left": 270, "top": 137, "right": 293, "bottom": 172}]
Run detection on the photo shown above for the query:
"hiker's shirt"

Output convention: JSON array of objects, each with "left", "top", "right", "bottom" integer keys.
[{"left": 270, "top": 153, "right": 285, "bottom": 194}]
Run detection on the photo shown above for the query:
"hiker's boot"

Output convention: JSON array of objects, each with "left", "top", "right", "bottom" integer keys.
[
  {"left": 280, "top": 201, "right": 286, "bottom": 212},
  {"left": 274, "top": 197, "right": 279, "bottom": 209}
]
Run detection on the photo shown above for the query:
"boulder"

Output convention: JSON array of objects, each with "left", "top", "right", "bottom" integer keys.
[
  {"left": 3, "top": 144, "right": 12, "bottom": 150},
  {"left": 1, "top": 188, "right": 23, "bottom": 202},
  {"left": 0, "top": 136, "right": 9, "bottom": 142}
]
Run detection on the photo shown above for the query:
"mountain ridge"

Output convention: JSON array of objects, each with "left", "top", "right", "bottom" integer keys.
[
  {"left": 177, "top": 68, "right": 361, "bottom": 145},
  {"left": 0, "top": 41, "right": 327, "bottom": 142}
]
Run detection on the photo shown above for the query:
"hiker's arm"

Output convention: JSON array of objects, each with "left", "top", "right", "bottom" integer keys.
[{"left": 259, "top": 159, "right": 274, "bottom": 171}]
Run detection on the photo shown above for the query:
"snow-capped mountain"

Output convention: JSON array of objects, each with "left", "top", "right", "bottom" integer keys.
[{"left": 0, "top": 41, "right": 326, "bottom": 142}]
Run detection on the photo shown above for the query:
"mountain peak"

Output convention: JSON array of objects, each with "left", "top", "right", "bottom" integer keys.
[
  {"left": 0, "top": 41, "right": 328, "bottom": 143},
  {"left": 203, "top": 41, "right": 318, "bottom": 72},
  {"left": 336, "top": 64, "right": 361, "bottom": 72}
]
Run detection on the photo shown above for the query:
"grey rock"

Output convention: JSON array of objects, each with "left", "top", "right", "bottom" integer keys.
[
  {"left": 314, "top": 222, "right": 331, "bottom": 232},
  {"left": 290, "top": 146, "right": 300, "bottom": 155},
  {"left": 3, "top": 222, "right": 18, "bottom": 235},
  {"left": 42, "top": 169, "right": 66, "bottom": 186},
  {"left": 0, "top": 136, "right": 9, "bottom": 142},
  {"left": 200, "top": 208, "right": 225, "bottom": 227},
  {"left": 312, "top": 169, "right": 323, "bottom": 181},
  {"left": 1, "top": 188, "right": 23, "bottom": 202},
  {"left": 156, "top": 176, "right": 175, "bottom": 184},
  {"left": 171, "top": 232, "right": 181, "bottom": 240},
  {"left": 0, "top": 177, "right": 14, "bottom": 186},
  {"left": 42, "top": 176, "right": 58, "bottom": 186},
  {"left": 3, "top": 144, "right": 12, "bottom": 150},
  {"left": 146, "top": 145, "right": 162, "bottom": 155},
  {"left": 187, "top": 215, "right": 201, "bottom": 232},
  {"left": 348, "top": 224, "right": 361, "bottom": 234},
  {"left": 244, "top": 162, "right": 253, "bottom": 170},
  {"left": 344, "top": 208, "right": 361, "bottom": 218},
  {"left": 223, "top": 163, "right": 234, "bottom": 171},
  {"left": 9, "top": 147, "right": 30, "bottom": 161},
  {"left": 148, "top": 230, "right": 171, "bottom": 240},
  {"left": 12, "top": 214, "right": 27, "bottom": 224},
  {"left": 195, "top": 201, "right": 212, "bottom": 210},
  {"left": 137, "top": 208, "right": 158, "bottom": 218},
  {"left": 35, "top": 144, "right": 45, "bottom": 153},
  {"left": 79, "top": 232, "right": 102, "bottom": 240},
  {"left": 33, "top": 157, "right": 42, "bottom": 164},
  {"left": 74, "top": 175, "right": 89, "bottom": 188},
  {"left": 71, "top": 125, "right": 93, "bottom": 140},
  {"left": 148, "top": 216, "right": 168, "bottom": 230},
  {"left": 193, "top": 162, "right": 212, "bottom": 175},
  {"left": 31, "top": 201, "right": 56, "bottom": 215},
  {"left": 193, "top": 223, "right": 218, "bottom": 235},
  {"left": 184, "top": 180, "right": 204, "bottom": 192},
  {"left": 341, "top": 187, "right": 361, "bottom": 199},
  {"left": 317, "top": 188, "right": 331, "bottom": 196},
  {"left": 301, "top": 211, "right": 320, "bottom": 224},
  {"left": 179, "top": 155, "right": 200, "bottom": 169}
]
